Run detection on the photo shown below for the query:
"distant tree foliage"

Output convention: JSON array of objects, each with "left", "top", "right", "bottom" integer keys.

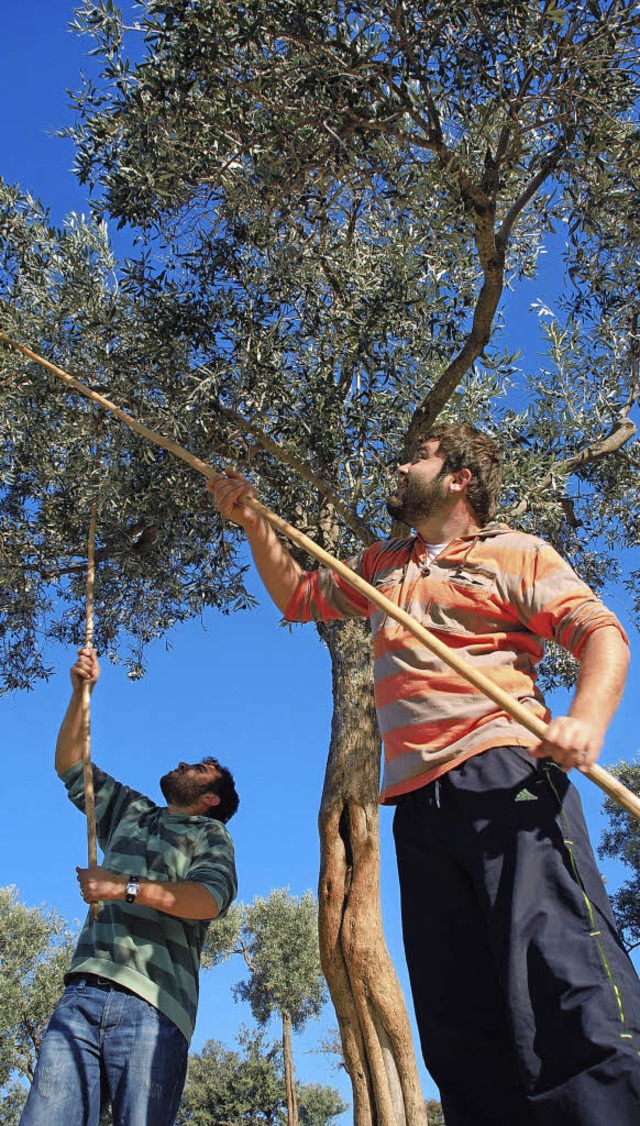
[
  {"left": 424, "top": 1100, "right": 445, "bottom": 1126},
  {"left": 599, "top": 761, "right": 640, "bottom": 950},
  {"left": 0, "top": 887, "right": 75, "bottom": 1123},
  {"left": 297, "top": 1082, "right": 349, "bottom": 1126},
  {"left": 204, "top": 891, "right": 327, "bottom": 1126},
  {"left": 177, "top": 1028, "right": 347, "bottom": 1125},
  {"left": 177, "top": 1029, "right": 286, "bottom": 1125}
]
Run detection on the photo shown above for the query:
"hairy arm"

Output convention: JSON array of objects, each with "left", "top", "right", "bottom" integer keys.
[
  {"left": 76, "top": 867, "right": 220, "bottom": 920},
  {"left": 55, "top": 649, "right": 100, "bottom": 775},
  {"left": 536, "top": 626, "right": 630, "bottom": 771},
  {"left": 208, "top": 471, "right": 304, "bottom": 613}
]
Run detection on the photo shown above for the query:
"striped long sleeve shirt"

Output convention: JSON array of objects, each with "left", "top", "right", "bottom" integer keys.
[
  {"left": 284, "top": 523, "right": 628, "bottom": 804},
  {"left": 61, "top": 762, "right": 237, "bottom": 1042}
]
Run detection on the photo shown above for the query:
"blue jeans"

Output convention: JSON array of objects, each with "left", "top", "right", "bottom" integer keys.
[{"left": 20, "top": 976, "right": 188, "bottom": 1126}]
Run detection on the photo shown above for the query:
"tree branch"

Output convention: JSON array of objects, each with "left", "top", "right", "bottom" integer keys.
[
  {"left": 205, "top": 396, "right": 377, "bottom": 545},
  {"left": 234, "top": 936, "right": 256, "bottom": 973},
  {"left": 508, "top": 417, "right": 638, "bottom": 518},
  {"left": 0, "top": 523, "right": 157, "bottom": 582},
  {"left": 497, "top": 136, "right": 573, "bottom": 247},
  {"left": 404, "top": 198, "right": 503, "bottom": 454}
]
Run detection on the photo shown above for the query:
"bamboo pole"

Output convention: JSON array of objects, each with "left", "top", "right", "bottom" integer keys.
[
  {"left": 3, "top": 330, "right": 640, "bottom": 822},
  {"left": 83, "top": 500, "right": 100, "bottom": 921}
]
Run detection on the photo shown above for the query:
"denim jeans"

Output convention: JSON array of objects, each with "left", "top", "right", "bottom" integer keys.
[{"left": 20, "top": 976, "right": 188, "bottom": 1126}]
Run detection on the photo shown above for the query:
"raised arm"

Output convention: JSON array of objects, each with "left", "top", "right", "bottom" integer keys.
[
  {"left": 208, "top": 470, "right": 304, "bottom": 613},
  {"left": 55, "top": 648, "right": 100, "bottom": 775}
]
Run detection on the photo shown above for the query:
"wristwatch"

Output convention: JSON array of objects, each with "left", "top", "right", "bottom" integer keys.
[{"left": 124, "top": 875, "right": 140, "bottom": 904}]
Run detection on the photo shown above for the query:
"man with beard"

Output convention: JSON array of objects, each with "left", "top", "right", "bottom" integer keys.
[
  {"left": 209, "top": 422, "right": 640, "bottom": 1125},
  {"left": 21, "top": 648, "right": 238, "bottom": 1126}
]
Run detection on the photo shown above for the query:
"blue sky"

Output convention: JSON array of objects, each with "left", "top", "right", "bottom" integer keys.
[{"left": 1, "top": 2, "right": 639, "bottom": 1116}]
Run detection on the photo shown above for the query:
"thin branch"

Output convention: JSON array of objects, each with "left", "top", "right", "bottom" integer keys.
[
  {"left": 497, "top": 136, "right": 572, "bottom": 247},
  {"left": 210, "top": 399, "right": 376, "bottom": 545},
  {"left": 404, "top": 205, "right": 503, "bottom": 453},
  {"left": 556, "top": 417, "right": 637, "bottom": 476},
  {"left": 508, "top": 417, "right": 638, "bottom": 518},
  {"left": 233, "top": 936, "right": 256, "bottom": 973},
  {"left": 388, "top": 0, "right": 445, "bottom": 142},
  {"left": 1, "top": 523, "right": 158, "bottom": 582}
]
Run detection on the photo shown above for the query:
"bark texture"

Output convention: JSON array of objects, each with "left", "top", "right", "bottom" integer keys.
[{"left": 317, "top": 617, "right": 427, "bottom": 1126}]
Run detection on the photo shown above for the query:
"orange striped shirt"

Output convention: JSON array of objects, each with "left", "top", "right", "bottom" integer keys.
[{"left": 284, "top": 524, "right": 628, "bottom": 804}]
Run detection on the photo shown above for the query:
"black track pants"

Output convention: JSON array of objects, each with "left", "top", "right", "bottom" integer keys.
[{"left": 393, "top": 747, "right": 640, "bottom": 1125}]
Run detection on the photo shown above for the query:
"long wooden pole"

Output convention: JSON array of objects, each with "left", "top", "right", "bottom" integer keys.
[
  {"left": 82, "top": 499, "right": 100, "bottom": 921},
  {"left": 3, "top": 330, "right": 640, "bottom": 821}
]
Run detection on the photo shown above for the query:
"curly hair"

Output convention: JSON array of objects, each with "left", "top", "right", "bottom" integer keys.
[
  {"left": 425, "top": 423, "right": 502, "bottom": 525},
  {"left": 200, "top": 757, "right": 239, "bottom": 823}
]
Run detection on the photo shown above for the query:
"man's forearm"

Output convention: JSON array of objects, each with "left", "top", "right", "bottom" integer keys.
[
  {"left": 55, "top": 689, "right": 86, "bottom": 775},
  {"left": 245, "top": 516, "right": 305, "bottom": 613},
  {"left": 76, "top": 866, "right": 220, "bottom": 920},
  {"left": 569, "top": 625, "right": 630, "bottom": 735},
  {"left": 56, "top": 649, "right": 99, "bottom": 774},
  {"left": 535, "top": 625, "right": 629, "bottom": 770},
  {"left": 209, "top": 471, "right": 305, "bottom": 613},
  {"left": 135, "top": 878, "right": 219, "bottom": 920}
]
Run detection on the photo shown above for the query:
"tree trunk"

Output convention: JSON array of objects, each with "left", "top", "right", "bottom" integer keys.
[
  {"left": 317, "top": 618, "right": 427, "bottom": 1126},
  {"left": 282, "top": 1009, "right": 299, "bottom": 1126}
]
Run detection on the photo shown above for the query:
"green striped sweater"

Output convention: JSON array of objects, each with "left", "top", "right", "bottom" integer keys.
[{"left": 61, "top": 762, "right": 237, "bottom": 1042}]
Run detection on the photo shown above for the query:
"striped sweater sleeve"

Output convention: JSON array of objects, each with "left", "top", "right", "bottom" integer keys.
[
  {"left": 60, "top": 762, "right": 153, "bottom": 852},
  {"left": 184, "top": 820, "right": 237, "bottom": 919},
  {"left": 515, "top": 540, "right": 629, "bottom": 657},
  {"left": 284, "top": 546, "right": 380, "bottom": 622}
]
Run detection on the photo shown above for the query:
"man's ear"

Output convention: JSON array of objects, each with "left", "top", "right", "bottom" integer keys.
[
  {"left": 450, "top": 467, "right": 472, "bottom": 493},
  {"left": 202, "top": 791, "right": 221, "bottom": 811}
]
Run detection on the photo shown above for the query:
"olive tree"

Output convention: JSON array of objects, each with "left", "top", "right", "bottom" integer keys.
[
  {"left": 177, "top": 1027, "right": 347, "bottom": 1126},
  {"left": 1, "top": 3, "right": 639, "bottom": 1122},
  {"left": 0, "top": 887, "right": 75, "bottom": 1122},
  {"left": 599, "top": 762, "right": 640, "bottom": 951},
  {"left": 203, "top": 891, "right": 328, "bottom": 1126}
]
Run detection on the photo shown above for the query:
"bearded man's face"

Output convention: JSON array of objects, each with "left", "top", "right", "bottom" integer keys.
[
  {"left": 160, "top": 761, "right": 219, "bottom": 806},
  {"left": 386, "top": 441, "right": 448, "bottom": 526}
]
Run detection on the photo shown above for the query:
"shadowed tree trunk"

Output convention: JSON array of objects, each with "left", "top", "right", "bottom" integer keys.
[
  {"left": 318, "top": 618, "right": 427, "bottom": 1126},
  {"left": 282, "top": 1010, "right": 299, "bottom": 1126}
]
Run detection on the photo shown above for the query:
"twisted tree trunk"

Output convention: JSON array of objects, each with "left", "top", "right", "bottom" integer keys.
[{"left": 317, "top": 618, "right": 427, "bottom": 1126}]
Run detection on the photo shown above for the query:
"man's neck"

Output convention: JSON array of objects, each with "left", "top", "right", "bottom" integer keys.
[
  {"left": 413, "top": 504, "right": 482, "bottom": 545},
  {"left": 167, "top": 802, "right": 199, "bottom": 817}
]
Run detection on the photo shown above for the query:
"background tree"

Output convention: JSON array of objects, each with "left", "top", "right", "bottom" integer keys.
[
  {"left": 599, "top": 762, "right": 640, "bottom": 951},
  {"left": 423, "top": 1102, "right": 444, "bottom": 1126},
  {"left": 177, "top": 1028, "right": 287, "bottom": 1126},
  {"left": 1, "top": 3, "right": 639, "bottom": 1122},
  {"left": 204, "top": 891, "right": 327, "bottom": 1126},
  {"left": 0, "top": 886, "right": 75, "bottom": 1124},
  {"left": 296, "top": 1082, "right": 348, "bottom": 1126},
  {"left": 177, "top": 1028, "right": 347, "bottom": 1126}
]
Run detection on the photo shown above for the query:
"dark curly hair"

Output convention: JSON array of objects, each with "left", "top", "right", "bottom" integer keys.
[
  {"left": 425, "top": 423, "right": 502, "bottom": 525},
  {"left": 200, "top": 757, "right": 239, "bottom": 823}
]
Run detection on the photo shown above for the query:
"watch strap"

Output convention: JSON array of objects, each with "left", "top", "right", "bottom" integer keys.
[{"left": 124, "top": 875, "right": 140, "bottom": 904}]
